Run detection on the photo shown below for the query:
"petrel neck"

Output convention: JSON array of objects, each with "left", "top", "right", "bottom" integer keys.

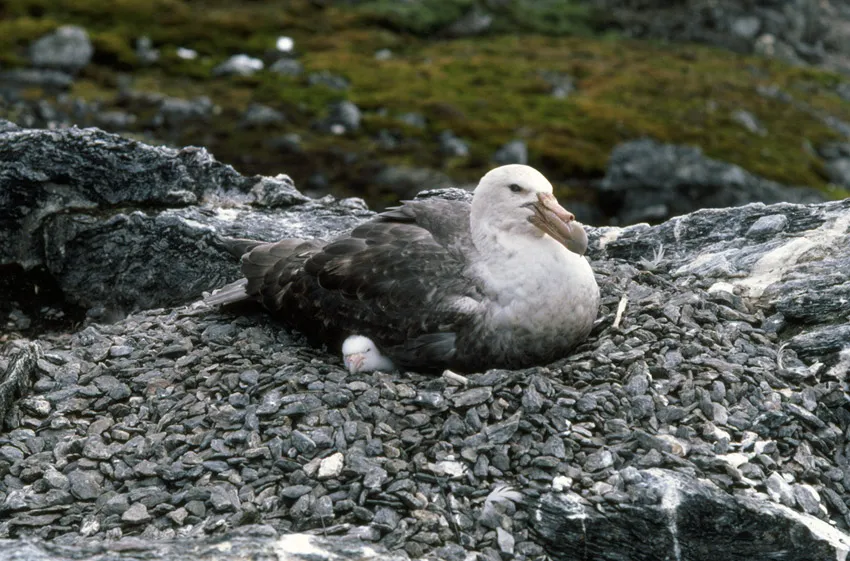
[{"left": 470, "top": 217, "right": 544, "bottom": 261}]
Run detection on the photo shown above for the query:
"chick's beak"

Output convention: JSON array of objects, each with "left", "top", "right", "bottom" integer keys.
[
  {"left": 344, "top": 353, "right": 365, "bottom": 374},
  {"left": 528, "top": 192, "right": 588, "bottom": 255}
]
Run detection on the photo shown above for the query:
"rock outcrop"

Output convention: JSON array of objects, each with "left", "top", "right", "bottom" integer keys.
[
  {"left": 29, "top": 25, "right": 93, "bottom": 74},
  {"left": 593, "top": 0, "right": 850, "bottom": 75},
  {"left": 0, "top": 530, "right": 408, "bottom": 561},
  {"left": 0, "top": 121, "right": 366, "bottom": 324},
  {"left": 598, "top": 138, "right": 826, "bottom": 224},
  {"left": 0, "top": 124, "right": 849, "bottom": 560}
]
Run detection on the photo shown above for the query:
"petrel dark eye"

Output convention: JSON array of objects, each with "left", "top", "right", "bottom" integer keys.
[{"left": 508, "top": 183, "right": 523, "bottom": 193}]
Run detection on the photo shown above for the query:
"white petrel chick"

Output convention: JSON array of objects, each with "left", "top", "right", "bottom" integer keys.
[{"left": 342, "top": 335, "right": 395, "bottom": 374}]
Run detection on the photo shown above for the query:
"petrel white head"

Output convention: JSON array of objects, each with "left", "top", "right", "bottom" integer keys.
[
  {"left": 342, "top": 335, "right": 396, "bottom": 374},
  {"left": 470, "top": 164, "right": 588, "bottom": 255}
]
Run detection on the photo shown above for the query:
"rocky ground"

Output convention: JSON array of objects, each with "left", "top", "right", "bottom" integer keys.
[
  {"left": 0, "top": 125, "right": 849, "bottom": 560},
  {"left": 0, "top": 251, "right": 844, "bottom": 559},
  {"left": 2, "top": 2, "right": 850, "bottom": 559}
]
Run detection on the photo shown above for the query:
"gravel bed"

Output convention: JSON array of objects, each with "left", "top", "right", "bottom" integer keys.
[{"left": 2, "top": 254, "right": 847, "bottom": 559}]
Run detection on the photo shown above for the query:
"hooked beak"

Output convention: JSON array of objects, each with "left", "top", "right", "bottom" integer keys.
[
  {"left": 344, "top": 353, "right": 365, "bottom": 374},
  {"left": 527, "top": 193, "right": 588, "bottom": 255}
]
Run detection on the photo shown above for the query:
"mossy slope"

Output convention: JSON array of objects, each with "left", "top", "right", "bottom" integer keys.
[{"left": 1, "top": 0, "right": 849, "bottom": 206}]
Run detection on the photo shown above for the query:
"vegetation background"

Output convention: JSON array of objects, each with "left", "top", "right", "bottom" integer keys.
[{"left": 2, "top": 0, "right": 849, "bottom": 213}]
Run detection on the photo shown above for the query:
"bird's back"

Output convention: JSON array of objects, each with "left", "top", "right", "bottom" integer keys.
[{"left": 226, "top": 199, "right": 482, "bottom": 370}]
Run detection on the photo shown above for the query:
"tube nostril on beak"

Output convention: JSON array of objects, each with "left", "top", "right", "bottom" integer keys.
[{"left": 528, "top": 192, "right": 587, "bottom": 255}]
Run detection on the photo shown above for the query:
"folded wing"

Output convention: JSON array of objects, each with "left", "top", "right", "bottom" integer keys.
[{"left": 235, "top": 198, "right": 483, "bottom": 370}]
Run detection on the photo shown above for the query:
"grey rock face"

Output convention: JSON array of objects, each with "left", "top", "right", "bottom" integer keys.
[
  {"left": 29, "top": 25, "right": 93, "bottom": 73},
  {"left": 242, "top": 103, "right": 285, "bottom": 128},
  {"left": 372, "top": 165, "right": 455, "bottom": 199},
  {"left": 320, "top": 100, "right": 361, "bottom": 133},
  {"left": 0, "top": 69, "right": 74, "bottom": 91},
  {"left": 599, "top": 138, "right": 826, "bottom": 224},
  {"left": 0, "top": 124, "right": 849, "bottom": 560},
  {"left": 593, "top": 0, "right": 850, "bottom": 75},
  {"left": 0, "top": 341, "right": 41, "bottom": 424},
  {"left": 492, "top": 139, "right": 528, "bottom": 165},
  {"left": 212, "top": 54, "right": 263, "bottom": 77},
  {"left": 0, "top": 125, "right": 337, "bottom": 318},
  {"left": 534, "top": 470, "right": 849, "bottom": 561},
  {"left": 269, "top": 58, "right": 303, "bottom": 76},
  {"left": 0, "top": 533, "right": 408, "bottom": 560}
]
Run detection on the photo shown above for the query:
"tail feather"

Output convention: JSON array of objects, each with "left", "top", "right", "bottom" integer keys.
[
  {"left": 242, "top": 240, "right": 320, "bottom": 297},
  {"left": 219, "top": 237, "right": 265, "bottom": 260},
  {"left": 207, "top": 238, "right": 322, "bottom": 311},
  {"left": 204, "top": 278, "right": 250, "bottom": 306}
]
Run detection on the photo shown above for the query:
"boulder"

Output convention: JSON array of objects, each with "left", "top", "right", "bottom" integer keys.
[
  {"left": 318, "top": 100, "right": 361, "bottom": 134},
  {"left": 592, "top": 0, "right": 850, "bottom": 74},
  {"left": 0, "top": 69, "right": 74, "bottom": 91},
  {"left": 443, "top": 7, "right": 493, "bottom": 37},
  {"left": 598, "top": 138, "right": 826, "bottom": 224},
  {"left": 438, "top": 130, "right": 470, "bottom": 157},
  {"left": 29, "top": 25, "right": 93, "bottom": 73},
  {"left": 212, "top": 54, "right": 263, "bottom": 77},
  {"left": 0, "top": 123, "right": 330, "bottom": 317},
  {"left": 241, "top": 103, "right": 285, "bottom": 128},
  {"left": 0, "top": 123, "right": 849, "bottom": 560},
  {"left": 492, "top": 139, "right": 528, "bottom": 165},
  {"left": 372, "top": 165, "right": 455, "bottom": 199},
  {"left": 269, "top": 58, "right": 303, "bottom": 77}
]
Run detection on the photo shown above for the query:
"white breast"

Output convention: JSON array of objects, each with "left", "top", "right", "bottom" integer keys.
[{"left": 470, "top": 232, "right": 599, "bottom": 356}]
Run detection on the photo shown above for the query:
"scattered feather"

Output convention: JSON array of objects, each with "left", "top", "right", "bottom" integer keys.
[
  {"left": 485, "top": 484, "right": 523, "bottom": 506},
  {"left": 639, "top": 243, "right": 666, "bottom": 271}
]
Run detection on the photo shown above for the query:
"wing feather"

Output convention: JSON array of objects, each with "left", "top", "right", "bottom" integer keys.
[{"left": 231, "top": 198, "right": 482, "bottom": 370}]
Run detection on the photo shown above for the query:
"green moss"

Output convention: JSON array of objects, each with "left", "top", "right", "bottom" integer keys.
[
  {"left": 491, "top": 0, "right": 597, "bottom": 36},
  {"left": 90, "top": 31, "right": 137, "bottom": 68},
  {"left": 0, "top": 16, "right": 59, "bottom": 65},
  {"left": 309, "top": 34, "right": 843, "bottom": 189}
]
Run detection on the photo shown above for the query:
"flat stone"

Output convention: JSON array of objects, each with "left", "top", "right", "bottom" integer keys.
[
  {"left": 451, "top": 388, "right": 492, "bottom": 408},
  {"left": 121, "top": 503, "right": 151, "bottom": 524},
  {"left": 318, "top": 452, "right": 344, "bottom": 479},
  {"left": 68, "top": 469, "right": 104, "bottom": 500}
]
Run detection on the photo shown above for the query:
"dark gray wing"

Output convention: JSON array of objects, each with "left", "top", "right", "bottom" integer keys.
[
  {"left": 203, "top": 238, "right": 277, "bottom": 306},
  {"left": 378, "top": 198, "right": 475, "bottom": 259},
  {"left": 239, "top": 199, "right": 483, "bottom": 370}
]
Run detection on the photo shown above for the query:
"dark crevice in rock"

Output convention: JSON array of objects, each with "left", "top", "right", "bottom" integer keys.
[{"left": 0, "top": 264, "right": 86, "bottom": 338}]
